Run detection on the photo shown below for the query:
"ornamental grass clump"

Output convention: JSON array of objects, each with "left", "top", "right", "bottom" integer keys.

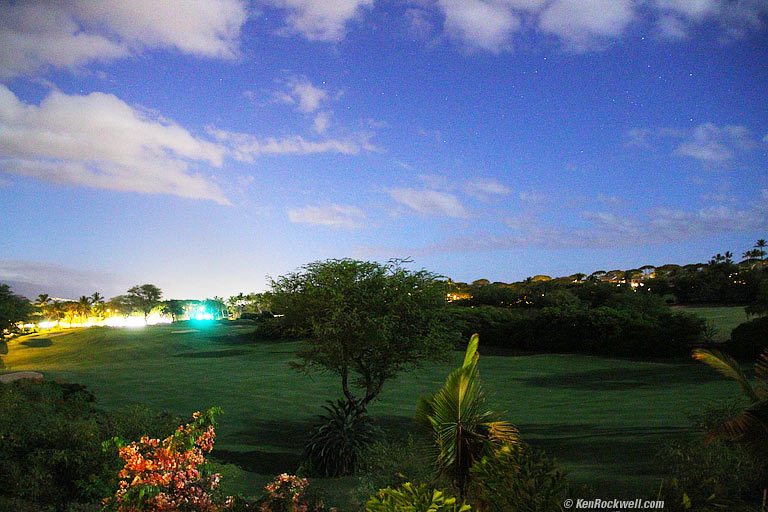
[{"left": 303, "top": 398, "right": 378, "bottom": 477}]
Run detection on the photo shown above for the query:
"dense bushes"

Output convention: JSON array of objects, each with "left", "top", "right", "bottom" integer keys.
[
  {"left": 725, "top": 316, "right": 768, "bottom": 359},
  {"left": 0, "top": 379, "right": 178, "bottom": 511},
  {"left": 469, "top": 444, "right": 568, "bottom": 512},
  {"left": 352, "top": 435, "right": 434, "bottom": 507},
  {"left": 365, "top": 483, "right": 470, "bottom": 512},
  {"left": 655, "top": 403, "right": 765, "bottom": 511},
  {"left": 449, "top": 304, "right": 704, "bottom": 357}
]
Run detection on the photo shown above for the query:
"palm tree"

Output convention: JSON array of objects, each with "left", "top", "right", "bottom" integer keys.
[
  {"left": 64, "top": 302, "right": 78, "bottom": 324},
  {"left": 755, "top": 239, "right": 767, "bottom": 267},
  {"left": 416, "top": 334, "right": 519, "bottom": 497},
  {"left": 692, "top": 348, "right": 768, "bottom": 489},
  {"left": 90, "top": 292, "right": 104, "bottom": 320},
  {"left": 49, "top": 301, "right": 64, "bottom": 323},
  {"left": 35, "top": 294, "right": 51, "bottom": 321},
  {"left": 76, "top": 296, "right": 92, "bottom": 323}
]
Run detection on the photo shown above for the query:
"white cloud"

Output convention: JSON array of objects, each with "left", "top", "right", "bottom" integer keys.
[
  {"left": 654, "top": 0, "right": 767, "bottom": 42},
  {"left": 389, "top": 188, "right": 469, "bottom": 217},
  {"left": 463, "top": 178, "right": 511, "bottom": 198},
  {"left": 291, "top": 80, "right": 330, "bottom": 113},
  {"left": 518, "top": 191, "right": 547, "bottom": 203},
  {"left": 655, "top": 15, "right": 689, "bottom": 40},
  {"left": 405, "top": 8, "right": 438, "bottom": 41},
  {"left": 597, "top": 193, "right": 623, "bottom": 208},
  {"left": 417, "top": 197, "right": 768, "bottom": 255},
  {"left": 313, "top": 111, "right": 332, "bottom": 134},
  {"left": 267, "top": 77, "right": 337, "bottom": 125},
  {"left": 427, "top": 0, "right": 765, "bottom": 54},
  {"left": 418, "top": 174, "right": 452, "bottom": 191},
  {"left": 656, "top": 0, "right": 720, "bottom": 21},
  {"left": 0, "top": 260, "right": 126, "bottom": 299},
  {"left": 0, "top": 0, "right": 248, "bottom": 78},
  {"left": 209, "top": 129, "right": 377, "bottom": 159},
  {"left": 268, "top": 0, "right": 374, "bottom": 42},
  {"left": 438, "top": 0, "right": 520, "bottom": 52},
  {"left": 0, "top": 85, "right": 229, "bottom": 204},
  {"left": 673, "top": 122, "right": 757, "bottom": 163},
  {"left": 538, "top": 0, "right": 636, "bottom": 51},
  {"left": 288, "top": 204, "right": 366, "bottom": 229},
  {"left": 628, "top": 122, "right": 760, "bottom": 164}
]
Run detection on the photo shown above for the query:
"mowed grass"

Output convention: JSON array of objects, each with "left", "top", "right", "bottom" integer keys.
[
  {"left": 0, "top": 321, "right": 745, "bottom": 507},
  {"left": 674, "top": 305, "right": 749, "bottom": 342}
]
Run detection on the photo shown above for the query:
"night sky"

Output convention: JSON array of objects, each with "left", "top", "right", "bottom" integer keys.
[{"left": 1, "top": 1, "right": 766, "bottom": 299}]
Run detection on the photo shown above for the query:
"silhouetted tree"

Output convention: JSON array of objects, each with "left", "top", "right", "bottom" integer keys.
[{"left": 126, "top": 284, "right": 163, "bottom": 322}]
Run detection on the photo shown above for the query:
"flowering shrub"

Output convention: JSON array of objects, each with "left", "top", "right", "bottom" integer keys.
[
  {"left": 258, "top": 474, "right": 330, "bottom": 512},
  {"left": 103, "top": 408, "right": 228, "bottom": 512}
]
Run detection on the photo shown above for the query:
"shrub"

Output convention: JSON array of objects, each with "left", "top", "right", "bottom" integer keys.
[
  {"left": 656, "top": 439, "right": 762, "bottom": 511},
  {"left": 303, "top": 399, "right": 378, "bottom": 477},
  {"left": 448, "top": 305, "right": 704, "bottom": 357},
  {"left": 253, "top": 317, "right": 288, "bottom": 340},
  {"left": 468, "top": 444, "right": 568, "bottom": 512},
  {"left": 365, "top": 483, "right": 470, "bottom": 512},
  {"left": 726, "top": 316, "right": 768, "bottom": 360},
  {"left": 0, "top": 379, "right": 174, "bottom": 509},
  {"left": 102, "top": 408, "right": 226, "bottom": 512},
  {"left": 655, "top": 403, "right": 765, "bottom": 511},
  {"left": 256, "top": 473, "right": 328, "bottom": 512},
  {"left": 351, "top": 435, "right": 435, "bottom": 509}
]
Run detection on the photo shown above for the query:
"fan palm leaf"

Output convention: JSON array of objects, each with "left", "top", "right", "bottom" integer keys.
[{"left": 416, "top": 334, "right": 518, "bottom": 496}]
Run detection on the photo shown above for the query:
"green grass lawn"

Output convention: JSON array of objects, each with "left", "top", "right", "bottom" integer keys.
[
  {"left": 0, "top": 321, "right": 745, "bottom": 509},
  {"left": 673, "top": 305, "right": 748, "bottom": 342}
]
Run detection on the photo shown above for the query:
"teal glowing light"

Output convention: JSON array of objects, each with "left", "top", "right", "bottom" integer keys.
[{"left": 194, "top": 307, "right": 213, "bottom": 321}]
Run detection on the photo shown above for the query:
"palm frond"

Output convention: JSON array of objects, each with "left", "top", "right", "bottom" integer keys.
[
  {"left": 754, "top": 350, "right": 768, "bottom": 399},
  {"left": 692, "top": 348, "right": 760, "bottom": 403},
  {"left": 415, "top": 335, "right": 518, "bottom": 496},
  {"left": 463, "top": 333, "right": 479, "bottom": 369}
]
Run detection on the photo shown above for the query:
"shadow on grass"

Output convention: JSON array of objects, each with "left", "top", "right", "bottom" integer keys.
[
  {"left": 228, "top": 418, "right": 313, "bottom": 451},
  {"left": 211, "top": 449, "right": 302, "bottom": 474},
  {"left": 21, "top": 338, "right": 52, "bottom": 348},
  {"left": 518, "top": 422, "right": 692, "bottom": 495},
  {"left": 520, "top": 365, "right": 722, "bottom": 391},
  {"left": 0, "top": 341, "right": 7, "bottom": 355},
  {"left": 205, "top": 331, "right": 301, "bottom": 348},
  {"left": 216, "top": 415, "right": 420, "bottom": 474},
  {"left": 175, "top": 349, "right": 254, "bottom": 358}
]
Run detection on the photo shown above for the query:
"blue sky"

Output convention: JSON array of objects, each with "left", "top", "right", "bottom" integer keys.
[{"left": 0, "top": 0, "right": 766, "bottom": 299}]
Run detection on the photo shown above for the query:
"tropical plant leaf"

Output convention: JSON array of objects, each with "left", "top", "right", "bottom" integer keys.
[
  {"left": 415, "top": 335, "right": 517, "bottom": 496},
  {"left": 692, "top": 349, "right": 759, "bottom": 403},
  {"left": 754, "top": 350, "right": 768, "bottom": 399}
]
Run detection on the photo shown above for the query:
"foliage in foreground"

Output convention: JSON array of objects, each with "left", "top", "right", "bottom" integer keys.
[
  {"left": 351, "top": 435, "right": 434, "bottom": 508},
  {"left": 691, "top": 348, "right": 768, "bottom": 469},
  {"left": 0, "top": 283, "right": 34, "bottom": 335},
  {"left": 365, "top": 483, "right": 470, "bottom": 512},
  {"left": 303, "top": 399, "right": 378, "bottom": 477},
  {"left": 656, "top": 402, "right": 765, "bottom": 512},
  {"left": 652, "top": 348, "right": 768, "bottom": 511},
  {"left": 469, "top": 444, "right": 568, "bottom": 512},
  {"left": 103, "top": 408, "right": 225, "bottom": 512},
  {"left": 268, "top": 258, "right": 450, "bottom": 409},
  {"left": 0, "top": 379, "right": 179, "bottom": 511},
  {"left": 416, "top": 334, "right": 518, "bottom": 497}
]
